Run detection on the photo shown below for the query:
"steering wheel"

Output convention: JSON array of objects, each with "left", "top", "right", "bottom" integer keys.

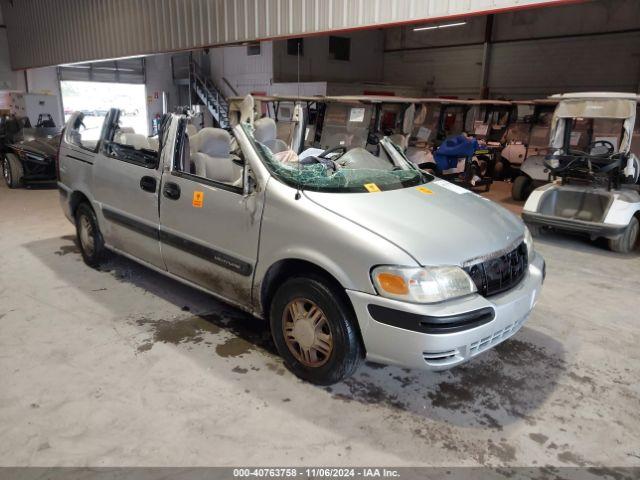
[
  {"left": 319, "top": 145, "right": 347, "bottom": 159},
  {"left": 588, "top": 140, "right": 615, "bottom": 156}
]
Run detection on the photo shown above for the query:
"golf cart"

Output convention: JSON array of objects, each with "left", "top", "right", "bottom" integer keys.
[
  {"left": 313, "top": 95, "right": 418, "bottom": 153},
  {"left": 464, "top": 100, "right": 517, "bottom": 178},
  {"left": 501, "top": 99, "right": 560, "bottom": 200},
  {"left": 407, "top": 98, "right": 495, "bottom": 191},
  {"left": 237, "top": 94, "right": 322, "bottom": 151},
  {"left": 522, "top": 92, "right": 640, "bottom": 253},
  {"left": 1, "top": 113, "right": 61, "bottom": 188}
]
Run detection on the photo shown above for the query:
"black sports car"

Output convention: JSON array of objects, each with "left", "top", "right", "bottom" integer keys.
[{"left": 1, "top": 114, "right": 61, "bottom": 188}]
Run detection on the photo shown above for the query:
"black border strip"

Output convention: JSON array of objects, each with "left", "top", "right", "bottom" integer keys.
[
  {"left": 102, "top": 207, "right": 159, "bottom": 240},
  {"left": 368, "top": 304, "right": 495, "bottom": 334},
  {"left": 170, "top": 170, "right": 243, "bottom": 195},
  {"left": 101, "top": 207, "right": 252, "bottom": 276},
  {"left": 160, "top": 229, "right": 253, "bottom": 276},
  {"left": 67, "top": 154, "right": 94, "bottom": 166}
]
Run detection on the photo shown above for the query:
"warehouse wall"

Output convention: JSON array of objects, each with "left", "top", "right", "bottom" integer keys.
[
  {"left": 145, "top": 53, "right": 179, "bottom": 132},
  {"left": 382, "top": 0, "right": 640, "bottom": 99},
  {"left": 0, "top": 0, "right": 576, "bottom": 70},
  {"left": 209, "top": 42, "right": 275, "bottom": 97},
  {"left": 272, "top": 30, "right": 385, "bottom": 84}
]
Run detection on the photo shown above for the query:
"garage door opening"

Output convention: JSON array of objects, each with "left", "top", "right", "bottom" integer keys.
[{"left": 60, "top": 81, "right": 149, "bottom": 140}]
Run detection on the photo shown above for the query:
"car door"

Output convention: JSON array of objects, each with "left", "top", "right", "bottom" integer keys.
[
  {"left": 158, "top": 117, "right": 264, "bottom": 308},
  {"left": 92, "top": 108, "right": 165, "bottom": 269}
]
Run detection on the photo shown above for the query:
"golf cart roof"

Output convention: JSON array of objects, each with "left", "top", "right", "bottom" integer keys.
[
  {"left": 513, "top": 99, "right": 560, "bottom": 106},
  {"left": 552, "top": 93, "right": 639, "bottom": 120},
  {"left": 229, "top": 94, "right": 322, "bottom": 103},
  {"left": 323, "top": 95, "right": 422, "bottom": 104},
  {"left": 550, "top": 92, "right": 640, "bottom": 101}
]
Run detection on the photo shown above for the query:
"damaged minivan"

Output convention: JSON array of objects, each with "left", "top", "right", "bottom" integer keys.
[{"left": 57, "top": 95, "right": 545, "bottom": 385}]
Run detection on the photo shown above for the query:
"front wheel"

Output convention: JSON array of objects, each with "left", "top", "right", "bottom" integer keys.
[
  {"left": 3, "top": 153, "right": 24, "bottom": 188},
  {"left": 75, "top": 203, "right": 107, "bottom": 267},
  {"left": 269, "top": 276, "right": 364, "bottom": 385},
  {"left": 512, "top": 175, "right": 532, "bottom": 201},
  {"left": 608, "top": 217, "right": 639, "bottom": 254}
]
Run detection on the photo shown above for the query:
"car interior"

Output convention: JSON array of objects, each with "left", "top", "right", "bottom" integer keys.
[{"left": 180, "top": 124, "right": 244, "bottom": 188}]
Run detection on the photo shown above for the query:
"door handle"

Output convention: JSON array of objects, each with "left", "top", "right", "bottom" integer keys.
[
  {"left": 140, "top": 176, "right": 157, "bottom": 192},
  {"left": 163, "top": 182, "right": 181, "bottom": 200}
]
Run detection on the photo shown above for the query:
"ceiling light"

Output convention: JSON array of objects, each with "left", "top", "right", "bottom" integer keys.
[{"left": 413, "top": 21, "right": 467, "bottom": 32}]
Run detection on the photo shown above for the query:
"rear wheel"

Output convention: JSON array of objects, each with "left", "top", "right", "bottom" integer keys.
[
  {"left": 3, "top": 153, "right": 24, "bottom": 188},
  {"left": 512, "top": 175, "right": 532, "bottom": 201},
  {"left": 269, "top": 276, "right": 363, "bottom": 385},
  {"left": 608, "top": 217, "right": 639, "bottom": 254},
  {"left": 75, "top": 203, "right": 107, "bottom": 267}
]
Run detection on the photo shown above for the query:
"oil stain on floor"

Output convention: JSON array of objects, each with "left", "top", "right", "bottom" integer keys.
[{"left": 133, "top": 310, "right": 276, "bottom": 359}]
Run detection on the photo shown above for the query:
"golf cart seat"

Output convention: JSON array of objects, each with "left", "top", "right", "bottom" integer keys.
[
  {"left": 254, "top": 117, "right": 288, "bottom": 154},
  {"left": 191, "top": 128, "right": 242, "bottom": 186}
]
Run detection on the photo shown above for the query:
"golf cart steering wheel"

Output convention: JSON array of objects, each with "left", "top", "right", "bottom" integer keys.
[
  {"left": 319, "top": 146, "right": 347, "bottom": 159},
  {"left": 588, "top": 140, "right": 615, "bottom": 156}
]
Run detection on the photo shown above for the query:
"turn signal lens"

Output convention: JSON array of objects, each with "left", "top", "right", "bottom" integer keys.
[
  {"left": 376, "top": 273, "right": 409, "bottom": 295},
  {"left": 371, "top": 265, "right": 477, "bottom": 304}
]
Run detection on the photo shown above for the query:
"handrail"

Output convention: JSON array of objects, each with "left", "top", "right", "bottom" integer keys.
[
  {"left": 188, "top": 56, "right": 230, "bottom": 128},
  {"left": 222, "top": 77, "right": 238, "bottom": 97}
]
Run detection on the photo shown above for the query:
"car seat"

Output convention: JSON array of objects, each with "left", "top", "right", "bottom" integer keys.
[
  {"left": 191, "top": 128, "right": 243, "bottom": 186},
  {"left": 254, "top": 117, "right": 289, "bottom": 154},
  {"left": 113, "top": 127, "right": 135, "bottom": 144},
  {"left": 118, "top": 132, "right": 151, "bottom": 150}
]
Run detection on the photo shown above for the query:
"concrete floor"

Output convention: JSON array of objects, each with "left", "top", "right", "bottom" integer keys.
[{"left": 0, "top": 181, "right": 639, "bottom": 469}]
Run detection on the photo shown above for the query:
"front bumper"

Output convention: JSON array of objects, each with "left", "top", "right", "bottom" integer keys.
[
  {"left": 346, "top": 251, "right": 545, "bottom": 371},
  {"left": 523, "top": 212, "right": 625, "bottom": 238}
]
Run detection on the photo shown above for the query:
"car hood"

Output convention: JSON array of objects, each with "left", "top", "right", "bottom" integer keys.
[
  {"left": 304, "top": 179, "right": 525, "bottom": 266},
  {"left": 11, "top": 135, "right": 60, "bottom": 158}
]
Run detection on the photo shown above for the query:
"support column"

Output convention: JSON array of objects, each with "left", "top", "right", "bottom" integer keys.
[{"left": 480, "top": 14, "right": 494, "bottom": 99}]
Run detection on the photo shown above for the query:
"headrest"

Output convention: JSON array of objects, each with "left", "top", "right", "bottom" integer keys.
[
  {"left": 119, "top": 133, "right": 150, "bottom": 150},
  {"left": 119, "top": 127, "right": 135, "bottom": 134},
  {"left": 189, "top": 130, "right": 201, "bottom": 154},
  {"left": 198, "top": 128, "right": 231, "bottom": 157},
  {"left": 254, "top": 117, "right": 277, "bottom": 144},
  {"left": 186, "top": 124, "right": 198, "bottom": 136}
]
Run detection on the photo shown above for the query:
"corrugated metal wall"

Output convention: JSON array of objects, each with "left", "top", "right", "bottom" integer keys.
[
  {"left": 1, "top": 0, "right": 576, "bottom": 69},
  {"left": 382, "top": 0, "right": 640, "bottom": 98}
]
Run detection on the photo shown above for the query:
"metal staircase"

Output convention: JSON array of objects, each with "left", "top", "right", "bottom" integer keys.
[
  {"left": 171, "top": 52, "right": 231, "bottom": 129},
  {"left": 190, "top": 60, "right": 231, "bottom": 129}
]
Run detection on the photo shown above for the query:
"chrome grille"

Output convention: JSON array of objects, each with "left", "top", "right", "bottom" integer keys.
[{"left": 464, "top": 242, "right": 528, "bottom": 297}]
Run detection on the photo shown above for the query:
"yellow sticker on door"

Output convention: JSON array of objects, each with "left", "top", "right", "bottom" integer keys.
[
  {"left": 416, "top": 186, "right": 434, "bottom": 195},
  {"left": 192, "top": 191, "right": 204, "bottom": 208},
  {"left": 364, "top": 183, "right": 381, "bottom": 193}
]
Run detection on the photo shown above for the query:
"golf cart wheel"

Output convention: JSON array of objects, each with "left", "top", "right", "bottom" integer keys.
[
  {"left": 512, "top": 175, "right": 532, "bottom": 201},
  {"left": 608, "top": 217, "right": 639, "bottom": 254},
  {"left": 493, "top": 159, "right": 506, "bottom": 179},
  {"left": 269, "top": 275, "right": 363, "bottom": 385},
  {"left": 75, "top": 202, "right": 107, "bottom": 268},
  {"left": 3, "top": 153, "right": 24, "bottom": 188}
]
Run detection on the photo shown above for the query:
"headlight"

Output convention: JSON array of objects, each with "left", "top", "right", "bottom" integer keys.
[
  {"left": 524, "top": 225, "right": 534, "bottom": 257},
  {"left": 371, "top": 265, "right": 477, "bottom": 304}
]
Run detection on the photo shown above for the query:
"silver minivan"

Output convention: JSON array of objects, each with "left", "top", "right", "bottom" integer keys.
[{"left": 57, "top": 96, "right": 545, "bottom": 385}]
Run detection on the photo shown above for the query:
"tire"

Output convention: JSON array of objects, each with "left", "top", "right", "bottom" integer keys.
[
  {"left": 3, "top": 153, "right": 24, "bottom": 188},
  {"left": 269, "top": 275, "right": 364, "bottom": 385},
  {"left": 75, "top": 203, "right": 107, "bottom": 267},
  {"left": 512, "top": 175, "right": 532, "bottom": 201},
  {"left": 493, "top": 159, "right": 505, "bottom": 179},
  {"left": 608, "top": 216, "right": 639, "bottom": 254}
]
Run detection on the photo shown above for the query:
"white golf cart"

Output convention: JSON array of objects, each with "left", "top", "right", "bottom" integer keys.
[
  {"left": 501, "top": 99, "right": 559, "bottom": 199},
  {"left": 522, "top": 92, "right": 640, "bottom": 253}
]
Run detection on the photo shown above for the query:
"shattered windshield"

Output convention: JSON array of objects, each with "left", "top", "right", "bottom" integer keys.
[{"left": 242, "top": 122, "right": 430, "bottom": 193}]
